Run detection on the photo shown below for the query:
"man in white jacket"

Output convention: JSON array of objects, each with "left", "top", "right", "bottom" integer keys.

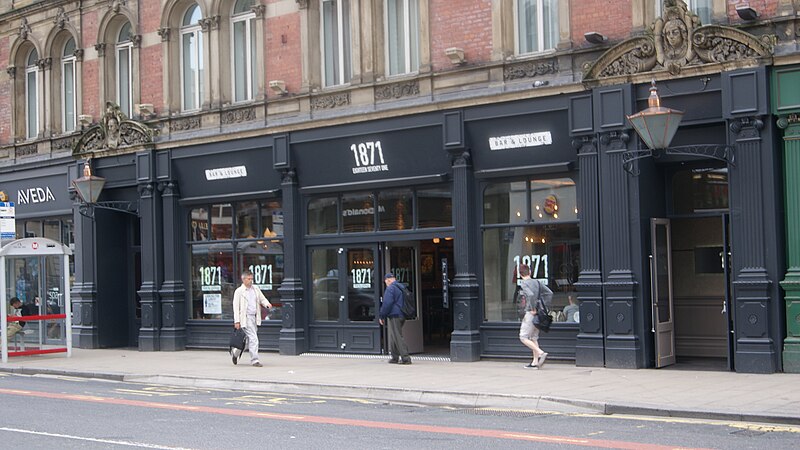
[{"left": 233, "top": 270, "right": 272, "bottom": 367}]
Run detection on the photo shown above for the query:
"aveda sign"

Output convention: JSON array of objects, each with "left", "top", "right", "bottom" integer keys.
[{"left": 17, "top": 186, "right": 56, "bottom": 205}]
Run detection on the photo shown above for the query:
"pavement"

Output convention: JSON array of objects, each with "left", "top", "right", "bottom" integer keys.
[{"left": 2, "top": 348, "right": 800, "bottom": 426}]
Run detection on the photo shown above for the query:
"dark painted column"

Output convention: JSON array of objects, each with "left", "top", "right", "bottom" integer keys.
[
  {"left": 444, "top": 111, "right": 481, "bottom": 361},
  {"left": 728, "top": 116, "right": 781, "bottom": 373},
  {"left": 69, "top": 161, "right": 100, "bottom": 348},
  {"left": 274, "top": 134, "right": 306, "bottom": 355},
  {"left": 278, "top": 169, "right": 307, "bottom": 354},
  {"left": 157, "top": 148, "right": 185, "bottom": 350},
  {"left": 598, "top": 130, "right": 644, "bottom": 368},
  {"left": 779, "top": 117, "right": 800, "bottom": 372},
  {"left": 573, "top": 135, "right": 605, "bottom": 366},
  {"left": 137, "top": 152, "right": 162, "bottom": 351}
]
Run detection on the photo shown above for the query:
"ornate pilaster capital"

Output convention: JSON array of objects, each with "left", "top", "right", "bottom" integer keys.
[
  {"left": 6, "top": 66, "right": 16, "bottom": 79},
  {"left": 157, "top": 180, "right": 180, "bottom": 196},
  {"left": 252, "top": 4, "right": 266, "bottom": 18},
  {"left": 729, "top": 116, "right": 765, "bottom": 138},
  {"left": 37, "top": 58, "right": 52, "bottom": 71},
  {"left": 281, "top": 169, "right": 297, "bottom": 185},
  {"left": 131, "top": 34, "right": 142, "bottom": 48},
  {"left": 777, "top": 113, "right": 800, "bottom": 130},
  {"left": 95, "top": 43, "right": 107, "bottom": 57},
  {"left": 138, "top": 182, "right": 155, "bottom": 198},
  {"left": 453, "top": 150, "right": 472, "bottom": 167},
  {"left": 296, "top": 0, "right": 309, "bottom": 9},
  {"left": 571, "top": 135, "right": 597, "bottom": 153},
  {"left": 199, "top": 16, "right": 220, "bottom": 31},
  {"left": 599, "top": 130, "right": 630, "bottom": 147},
  {"left": 157, "top": 27, "right": 171, "bottom": 42},
  {"left": 74, "top": 49, "right": 84, "bottom": 61}
]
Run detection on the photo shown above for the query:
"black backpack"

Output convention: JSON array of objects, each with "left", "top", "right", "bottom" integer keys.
[{"left": 399, "top": 284, "right": 417, "bottom": 320}]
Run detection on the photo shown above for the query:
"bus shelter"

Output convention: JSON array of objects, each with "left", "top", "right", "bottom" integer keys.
[{"left": 1, "top": 238, "right": 72, "bottom": 363}]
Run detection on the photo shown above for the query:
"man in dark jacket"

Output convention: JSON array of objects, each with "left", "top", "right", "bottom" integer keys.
[{"left": 379, "top": 273, "right": 411, "bottom": 365}]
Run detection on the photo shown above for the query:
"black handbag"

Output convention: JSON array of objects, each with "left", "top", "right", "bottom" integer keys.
[{"left": 229, "top": 327, "right": 247, "bottom": 351}]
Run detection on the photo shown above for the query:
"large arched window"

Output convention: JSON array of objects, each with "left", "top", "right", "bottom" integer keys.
[
  {"left": 232, "top": 0, "right": 256, "bottom": 102},
  {"left": 61, "top": 38, "right": 77, "bottom": 133},
  {"left": 116, "top": 22, "right": 133, "bottom": 117},
  {"left": 25, "top": 48, "right": 39, "bottom": 140},
  {"left": 181, "top": 4, "right": 204, "bottom": 111}
]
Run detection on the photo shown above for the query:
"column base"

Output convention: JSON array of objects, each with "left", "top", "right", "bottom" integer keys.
[
  {"left": 450, "top": 330, "right": 480, "bottom": 362},
  {"left": 279, "top": 328, "right": 307, "bottom": 355}
]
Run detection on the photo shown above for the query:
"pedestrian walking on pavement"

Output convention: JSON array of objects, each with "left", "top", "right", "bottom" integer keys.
[
  {"left": 232, "top": 270, "right": 272, "bottom": 367},
  {"left": 379, "top": 273, "right": 411, "bottom": 365},
  {"left": 517, "top": 264, "right": 552, "bottom": 369}
]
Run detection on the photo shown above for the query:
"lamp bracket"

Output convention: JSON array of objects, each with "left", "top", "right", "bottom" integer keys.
[
  {"left": 622, "top": 144, "right": 735, "bottom": 175},
  {"left": 78, "top": 201, "right": 139, "bottom": 219}
]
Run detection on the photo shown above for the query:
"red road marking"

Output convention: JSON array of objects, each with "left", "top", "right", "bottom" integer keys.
[{"left": 0, "top": 388, "right": 709, "bottom": 450}]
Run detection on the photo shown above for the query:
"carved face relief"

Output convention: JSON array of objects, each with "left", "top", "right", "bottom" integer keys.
[{"left": 664, "top": 19, "right": 687, "bottom": 58}]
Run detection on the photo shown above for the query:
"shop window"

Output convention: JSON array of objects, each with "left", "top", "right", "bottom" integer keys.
[
  {"left": 321, "top": 0, "right": 352, "bottom": 87},
  {"left": 483, "top": 181, "right": 527, "bottom": 225},
  {"left": 482, "top": 176, "right": 579, "bottom": 323},
  {"left": 210, "top": 203, "right": 233, "bottom": 240},
  {"left": 307, "top": 196, "right": 339, "bottom": 235},
  {"left": 188, "top": 200, "right": 284, "bottom": 321},
  {"left": 417, "top": 187, "right": 452, "bottom": 228},
  {"left": 671, "top": 168, "right": 728, "bottom": 214},
  {"left": 386, "top": 0, "right": 420, "bottom": 76},
  {"left": 515, "top": 0, "right": 559, "bottom": 55},
  {"left": 342, "top": 192, "right": 375, "bottom": 233},
  {"left": 311, "top": 248, "right": 340, "bottom": 321},
  {"left": 232, "top": 0, "right": 257, "bottom": 102},
  {"left": 378, "top": 189, "right": 412, "bottom": 230}
]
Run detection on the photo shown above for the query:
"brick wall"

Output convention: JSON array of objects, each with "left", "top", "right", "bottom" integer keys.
[
  {"left": 571, "top": 0, "right": 633, "bottom": 45},
  {"left": 0, "top": 35, "right": 10, "bottom": 143},
  {"left": 265, "top": 13, "right": 302, "bottom": 98},
  {"left": 429, "top": 0, "right": 493, "bottom": 71}
]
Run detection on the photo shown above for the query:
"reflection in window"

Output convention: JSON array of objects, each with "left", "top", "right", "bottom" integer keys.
[
  {"left": 189, "top": 207, "right": 209, "bottom": 241},
  {"left": 211, "top": 204, "right": 233, "bottom": 240},
  {"left": 190, "top": 243, "right": 234, "bottom": 320},
  {"left": 483, "top": 181, "right": 527, "bottom": 225},
  {"left": 260, "top": 201, "right": 284, "bottom": 237},
  {"left": 516, "top": 0, "right": 558, "bottom": 54},
  {"left": 342, "top": 192, "right": 375, "bottom": 233},
  {"left": 236, "top": 201, "right": 259, "bottom": 238},
  {"left": 307, "top": 197, "right": 338, "bottom": 235},
  {"left": 417, "top": 187, "right": 452, "bottom": 228},
  {"left": 671, "top": 168, "right": 728, "bottom": 214},
  {"left": 530, "top": 178, "right": 577, "bottom": 222},
  {"left": 311, "top": 248, "right": 339, "bottom": 321},
  {"left": 378, "top": 189, "right": 412, "bottom": 230}
]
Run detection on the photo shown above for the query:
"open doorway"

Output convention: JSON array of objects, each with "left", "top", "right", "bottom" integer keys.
[{"left": 417, "top": 238, "right": 454, "bottom": 355}]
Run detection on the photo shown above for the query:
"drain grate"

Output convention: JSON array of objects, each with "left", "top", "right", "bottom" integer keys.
[
  {"left": 300, "top": 352, "right": 451, "bottom": 362},
  {"left": 448, "top": 407, "right": 553, "bottom": 418}
]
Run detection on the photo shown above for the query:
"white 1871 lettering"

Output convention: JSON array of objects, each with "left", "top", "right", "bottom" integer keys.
[{"left": 350, "top": 141, "right": 389, "bottom": 174}]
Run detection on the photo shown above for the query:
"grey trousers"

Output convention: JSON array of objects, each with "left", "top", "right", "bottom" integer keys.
[
  {"left": 244, "top": 315, "right": 260, "bottom": 363},
  {"left": 387, "top": 317, "right": 409, "bottom": 360}
]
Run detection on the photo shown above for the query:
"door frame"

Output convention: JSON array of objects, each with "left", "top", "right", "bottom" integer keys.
[{"left": 383, "top": 241, "right": 423, "bottom": 354}]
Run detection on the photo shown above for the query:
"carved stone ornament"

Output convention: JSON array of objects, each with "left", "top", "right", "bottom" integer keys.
[
  {"left": 252, "top": 4, "right": 266, "bottom": 18},
  {"left": 199, "top": 16, "right": 221, "bottom": 31},
  {"left": 95, "top": 43, "right": 107, "bottom": 57},
  {"left": 19, "top": 18, "right": 31, "bottom": 41},
  {"left": 74, "top": 49, "right": 84, "bottom": 61},
  {"left": 221, "top": 107, "right": 257, "bottom": 125},
  {"left": 37, "top": 58, "right": 52, "bottom": 71},
  {"left": 583, "top": 0, "right": 774, "bottom": 81},
  {"left": 72, "top": 102, "right": 155, "bottom": 156},
  {"left": 54, "top": 6, "right": 69, "bottom": 29},
  {"left": 169, "top": 116, "right": 201, "bottom": 132},
  {"left": 296, "top": 0, "right": 309, "bottom": 9},
  {"left": 110, "top": 0, "right": 127, "bottom": 14},
  {"left": 6, "top": 67, "right": 16, "bottom": 79},
  {"left": 504, "top": 59, "right": 558, "bottom": 80},
  {"left": 310, "top": 92, "right": 351, "bottom": 110},
  {"left": 375, "top": 81, "right": 420, "bottom": 100},
  {"left": 157, "top": 27, "right": 171, "bottom": 42}
]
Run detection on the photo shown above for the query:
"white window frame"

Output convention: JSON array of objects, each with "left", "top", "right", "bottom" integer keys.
[
  {"left": 231, "top": 3, "right": 256, "bottom": 102},
  {"left": 514, "top": 0, "right": 559, "bottom": 55},
  {"left": 116, "top": 25, "right": 133, "bottom": 118},
  {"left": 180, "top": 6, "right": 204, "bottom": 111},
  {"left": 62, "top": 39, "right": 77, "bottom": 133},
  {"left": 385, "top": 0, "right": 419, "bottom": 77},
  {"left": 25, "top": 50, "right": 38, "bottom": 140},
  {"left": 321, "top": 0, "right": 351, "bottom": 87},
  {"left": 656, "top": 0, "right": 712, "bottom": 24}
]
